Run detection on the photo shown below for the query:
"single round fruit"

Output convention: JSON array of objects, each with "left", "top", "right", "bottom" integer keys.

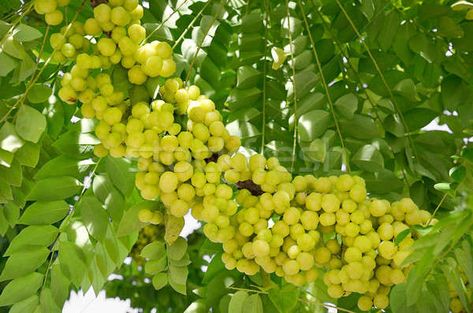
[
  {"left": 128, "top": 24, "right": 146, "bottom": 43},
  {"left": 97, "top": 38, "right": 117, "bottom": 56},
  {"left": 84, "top": 18, "right": 102, "bottom": 36},
  {"left": 45, "top": 10, "right": 64, "bottom": 26},
  {"left": 34, "top": 0, "right": 57, "bottom": 14},
  {"left": 142, "top": 56, "right": 162, "bottom": 77},
  {"left": 160, "top": 59, "right": 176, "bottom": 77},
  {"left": 128, "top": 65, "right": 147, "bottom": 84},
  {"left": 159, "top": 171, "right": 178, "bottom": 193},
  {"left": 111, "top": 6, "right": 131, "bottom": 26},
  {"left": 94, "top": 4, "right": 111, "bottom": 24}
]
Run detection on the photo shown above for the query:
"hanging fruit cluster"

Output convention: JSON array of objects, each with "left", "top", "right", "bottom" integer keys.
[{"left": 44, "top": 0, "right": 437, "bottom": 310}]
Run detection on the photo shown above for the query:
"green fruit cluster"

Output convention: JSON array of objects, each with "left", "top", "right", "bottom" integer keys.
[
  {"left": 48, "top": 1, "right": 437, "bottom": 311},
  {"left": 197, "top": 157, "right": 433, "bottom": 311},
  {"left": 34, "top": 0, "right": 69, "bottom": 26},
  {"left": 50, "top": 22, "right": 91, "bottom": 63}
]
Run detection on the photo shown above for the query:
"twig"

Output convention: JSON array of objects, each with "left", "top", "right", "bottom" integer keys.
[{"left": 296, "top": 0, "right": 351, "bottom": 172}]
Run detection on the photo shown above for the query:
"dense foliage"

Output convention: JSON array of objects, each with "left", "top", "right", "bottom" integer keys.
[{"left": 0, "top": 0, "right": 473, "bottom": 313}]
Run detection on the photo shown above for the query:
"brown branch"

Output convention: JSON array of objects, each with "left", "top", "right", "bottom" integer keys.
[
  {"left": 90, "top": 0, "right": 107, "bottom": 8},
  {"left": 236, "top": 180, "right": 264, "bottom": 196}
]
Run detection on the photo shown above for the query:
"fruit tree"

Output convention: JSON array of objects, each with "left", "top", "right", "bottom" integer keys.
[{"left": 0, "top": 0, "right": 472, "bottom": 312}]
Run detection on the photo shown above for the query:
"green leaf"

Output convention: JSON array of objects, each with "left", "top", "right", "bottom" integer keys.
[
  {"left": 183, "top": 300, "right": 208, "bottom": 313},
  {"left": 409, "top": 33, "right": 438, "bottom": 63},
  {"left": 117, "top": 201, "right": 153, "bottom": 237},
  {"left": 27, "top": 84, "right": 52, "bottom": 104},
  {"left": 15, "top": 142, "right": 40, "bottom": 167},
  {"left": 0, "top": 160, "right": 22, "bottom": 186},
  {"left": 455, "top": 241, "right": 473, "bottom": 287},
  {"left": 19, "top": 200, "right": 70, "bottom": 225},
  {"left": 404, "top": 108, "right": 437, "bottom": 130},
  {"left": 13, "top": 24, "right": 42, "bottom": 42},
  {"left": 105, "top": 157, "right": 134, "bottom": 196},
  {"left": 443, "top": 260, "right": 469, "bottom": 311},
  {"left": 334, "top": 93, "right": 357, "bottom": 119},
  {"left": 0, "top": 52, "right": 17, "bottom": 76},
  {"left": 0, "top": 210, "right": 10, "bottom": 235},
  {"left": 268, "top": 285, "right": 300, "bottom": 313},
  {"left": 152, "top": 272, "right": 168, "bottom": 290},
  {"left": 168, "top": 265, "right": 188, "bottom": 295},
  {"left": 27, "top": 176, "right": 82, "bottom": 201},
  {"left": 426, "top": 275, "right": 450, "bottom": 313},
  {"left": 0, "top": 122, "right": 24, "bottom": 153},
  {"left": 58, "top": 241, "right": 87, "bottom": 288},
  {"left": 35, "top": 156, "right": 93, "bottom": 180},
  {"left": 377, "top": 10, "right": 400, "bottom": 50},
  {"left": 144, "top": 256, "right": 167, "bottom": 274},
  {"left": 50, "top": 264, "right": 70, "bottom": 307},
  {"left": 298, "top": 110, "right": 330, "bottom": 142},
  {"left": 77, "top": 195, "right": 109, "bottom": 241},
  {"left": 202, "top": 253, "right": 225, "bottom": 284},
  {"left": 111, "top": 67, "right": 130, "bottom": 97},
  {"left": 437, "top": 16, "right": 464, "bottom": 38},
  {"left": 364, "top": 169, "right": 403, "bottom": 194},
  {"left": 0, "top": 149, "right": 14, "bottom": 167},
  {"left": 0, "top": 247, "right": 49, "bottom": 281},
  {"left": 449, "top": 165, "right": 466, "bottom": 182},
  {"left": 406, "top": 250, "right": 434, "bottom": 306},
  {"left": 352, "top": 144, "right": 384, "bottom": 172},
  {"left": 228, "top": 88, "right": 261, "bottom": 110},
  {"left": 141, "top": 241, "right": 166, "bottom": 260},
  {"left": 88, "top": 254, "right": 107, "bottom": 294},
  {"left": 306, "top": 139, "right": 326, "bottom": 162},
  {"left": 452, "top": 0, "right": 473, "bottom": 10},
  {"left": 236, "top": 66, "right": 262, "bottom": 89},
  {"left": 0, "top": 272, "right": 43, "bottom": 306},
  {"left": 434, "top": 182, "right": 451, "bottom": 192},
  {"left": 0, "top": 178, "right": 13, "bottom": 203},
  {"left": 167, "top": 237, "right": 187, "bottom": 261},
  {"left": 4, "top": 201, "right": 19, "bottom": 227},
  {"left": 17, "top": 55, "right": 35, "bottom": 82},
  {"left": 340, "top": 114, "right": 383, "bottom": 139},
  {"left": 129, "top": 85, "right": 150, "bottom": 105},
  {"left": 15, "top": 105, "right": 47, "bottom": 143},
  {"left": 243, "top": 294, "right": 263, "bottom": 313},
  {"left": 9, "top": 295, "right": 38, "bottom": 313},
  {"left": 291, "top": 50, "right": 312, "bottom": 70},
  {"left": 393, "top": 79, "right": 419, "bottom": 102},
  {"left": 394, "top": 228, "right": 412, "bottom": 246},
  {"left": 94, "top": 242, "right": 115, "bottom": 278},
  {"left": 5, "top": 225, "right": 58, "bottom": 256},
  {"left": 40, "top": 288, "right": 61, "bottom": 313},
  {"left": 92, "top": 174, "right": 126, "bottom": 221},
  {"left": 228, "top": 291, "right": 249, "bottom": 313},
  {"left": 293, "top": 69, "right": 317, "bottom": 99},
  {"left": 390, "top": 283, "right": 411, "bottom": 313}
]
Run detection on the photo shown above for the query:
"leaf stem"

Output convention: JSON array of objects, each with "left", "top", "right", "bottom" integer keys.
[
  {"left": 260, "top": 0, "right": 270, "bottom": 155},
  {"left": 228, "top": 285, "right": 358, "bottom": 313},
  {"left": 334, "top": 0, "right": 419, "bottom": 168},
  {"left": 145, "top": 0, "right": 192, "bottom": 42},
  {"left": 41, "top": 156, "right": 102, "bottom": 291},
  {"left": 172, "top": 0, "right": 212, "bottom": 50},
  {"left": 427, "top": 193, "right": 448, "bottom": 226},
  {"left": 296, "top": 0, "right": 351, "bottom": 173},
  {"left": 36, "top": 25, "right": 50, "bottom": 64},
  {"left": 284, "top": 0, "right": 299, "bottom": 173},
  {"left": 184, "top": 0, "right": 220, "bottom": 84}
]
